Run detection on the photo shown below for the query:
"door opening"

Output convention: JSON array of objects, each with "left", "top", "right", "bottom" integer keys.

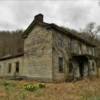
[{"left": 79, "top": 61, "right": 84, "bottom": 78}]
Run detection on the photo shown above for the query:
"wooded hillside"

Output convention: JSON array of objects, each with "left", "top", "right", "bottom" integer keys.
[{"left": 0, "top": 30, "right": 24, "bottom": 58}]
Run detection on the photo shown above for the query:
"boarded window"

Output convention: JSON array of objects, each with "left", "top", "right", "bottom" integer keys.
[
  {"left": 15, "top": 62, "right": 19, "bottom": 73},
  {"left": 59, "top": 57, "right": 64, "bottom": 73},
  {"left": 8, "top": 63, "right": 11, "bottom": 73}
]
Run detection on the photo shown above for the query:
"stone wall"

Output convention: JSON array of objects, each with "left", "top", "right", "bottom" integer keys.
[
  {"left": 52, "top": 29, "right": 70, "bottom": 82},
  {"left": 52, "top": 29, "right": 97, "bottom": 82},
  {"left": 24, "top": 25, "right": 53, "bottom": 82},
  {"left": 0, "top": 56, "right": 24, "bottom": 78},
  {"left": 88, "top": 59, "right": 97, "bottom": 76}
]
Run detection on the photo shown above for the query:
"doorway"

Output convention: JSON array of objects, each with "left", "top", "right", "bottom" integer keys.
[
  {"left": 79, "top": 61, "right": 84, "bottom": 78},
  {"left": 72, "top": 55, "right": 89, "bottom": 79}
]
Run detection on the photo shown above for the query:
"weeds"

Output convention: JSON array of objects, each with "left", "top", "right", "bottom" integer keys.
[
  {"left": 19, "top": 91, "right": 27, "bottom": 100},
  {"left": 3, "top": 81, "right": 16, "bottom": 100},
  {"left": 24, "top": 83, "right": 46, "bottom": 92},
  {"left": 81, "top": 96, "right": 100, "bottom": 100},
  {"left": 0, "top": 78, "right": 100, "bottom": 100}
]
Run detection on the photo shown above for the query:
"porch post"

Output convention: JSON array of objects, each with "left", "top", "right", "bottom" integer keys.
[{"left": 83, "top": 62, "right": 89, "bottom": 77}]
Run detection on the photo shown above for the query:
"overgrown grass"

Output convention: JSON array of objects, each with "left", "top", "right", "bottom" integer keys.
[{"left": 0, "top": 78, "right": 100, "bottom": 100}]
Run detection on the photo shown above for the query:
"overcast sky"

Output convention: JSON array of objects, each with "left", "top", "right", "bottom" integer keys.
[{"left": 0, "top": 0, "right": 100, "bottom": 31}]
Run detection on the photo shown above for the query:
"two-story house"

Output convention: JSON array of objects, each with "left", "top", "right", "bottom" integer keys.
[{"left": 0, "top": 14, "right": 97, "bottom": 82}]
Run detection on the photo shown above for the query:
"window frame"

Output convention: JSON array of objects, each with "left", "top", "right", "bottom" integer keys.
[
  {"left": 58, "top": 57, "right": 64, "bottom": 73},
  {"left": 58, "top": 37, "right": 63, "bottom": 47},
  {"left": 15, "top": 62, "right": 19, "bottom": 73},
  {"left": 8, "top": 63, "right": 11, "bottom": 73}
]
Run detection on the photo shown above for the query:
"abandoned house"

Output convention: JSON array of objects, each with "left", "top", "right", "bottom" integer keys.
[{"left": 0, "top": 14, "right": 97, "bottom": 82}]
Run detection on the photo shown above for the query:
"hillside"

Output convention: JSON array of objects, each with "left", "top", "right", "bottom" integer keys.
[{"left": 0, "top": 30, "right": 24, "bottom": 58}]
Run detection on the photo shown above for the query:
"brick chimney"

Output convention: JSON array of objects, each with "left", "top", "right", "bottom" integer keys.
[{"left": 34, "top": 13, "right": 43, "bottom": 23}]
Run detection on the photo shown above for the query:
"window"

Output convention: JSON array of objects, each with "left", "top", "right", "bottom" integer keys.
[
  {"left": 79, "top": 42, "right": 82, "bottom": 53},
  {"left": 88, "top": 47, "right": 92, "bottom": 54},
  {"left": 15, "top": 62, "right": 19, "bottom": 73},
  {"left": 8, "top": 63, "right": 11, "bottom": 73},
  {"left": 92, "top": 62, "right": 95, "bottom": 71},
  {"left": 92, "top": 48, "right": 95, "bottom": 56},
  {"left": 58, "top": 38, "right": 63, "bottom": 47},
  {"left": 58, "top": 57, "right": 64, "bottom": 73}
]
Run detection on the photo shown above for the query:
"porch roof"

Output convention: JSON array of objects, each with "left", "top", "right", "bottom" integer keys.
[{"left": 72, "top": 54, "right": 97, "bottom": 60}]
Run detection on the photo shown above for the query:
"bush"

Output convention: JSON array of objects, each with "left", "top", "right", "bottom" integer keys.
[
  {"left": 24, "top": 84, "right": 38, "bottom": 91},
  {"left": 38, "top": 83, "right": 46, "bottom": 88},
  {"left": 24, "top": 83, "right": 45, "bottom": 92}
]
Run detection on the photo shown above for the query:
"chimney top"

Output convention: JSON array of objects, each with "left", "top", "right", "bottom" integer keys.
[{"left": 34, "top": 13, "right": 43, "bottom": 23}]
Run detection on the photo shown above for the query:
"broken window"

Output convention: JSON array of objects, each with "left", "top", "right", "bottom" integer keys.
[
  {"left": 15, "top": 62, "right": 19, "bottom": 73},
  {"left": 8, "top": 63, "right": 11, "bottom": 73},
  {"left": 58, "top": 57, "right": 64, "bottom": 73}
]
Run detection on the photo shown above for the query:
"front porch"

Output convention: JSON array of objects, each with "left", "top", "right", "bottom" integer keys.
[{"left": 68, "top": 54, "right": 97, "bottom": 81}]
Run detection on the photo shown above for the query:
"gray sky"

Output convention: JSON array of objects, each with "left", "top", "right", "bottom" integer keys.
[{"left": 0, "top": 0, "right": 100, "bottom": 31}]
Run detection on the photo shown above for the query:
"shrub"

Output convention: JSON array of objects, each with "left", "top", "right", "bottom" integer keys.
[
  {"left": 24, "top": 83, "right": 45, "bottom": 92},
  {"left": 38, "top": 83, "right": 46, "bottom": 88},
  {"left": 24, "top": 84, "right": 39, "bottom": 91}
]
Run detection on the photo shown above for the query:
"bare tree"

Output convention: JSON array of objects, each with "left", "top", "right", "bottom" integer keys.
[{"left": 83, "top": 22, "right": 100, "bottom": 40}]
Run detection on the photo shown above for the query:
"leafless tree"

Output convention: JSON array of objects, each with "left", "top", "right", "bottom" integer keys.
[{"left": 83, "top": 22, "right": 100, "bottom": 40}]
